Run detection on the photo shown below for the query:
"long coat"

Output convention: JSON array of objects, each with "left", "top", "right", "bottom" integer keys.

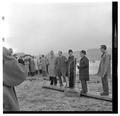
[
  {"left": 37, "top": 58, "right": 42, "bottom": 70},
  {"left": 3, "top": 47, "right": 27, "bottom": 111},
  {"left": 97, "top": 52, "right": 111, "bottom": 77},
  {"left": 67, "top": 55, "right": 75, "bottom": 73},
  {"left": 29, "top": 59, "right": 35, "bottom": 73},
  {"left": 55, "top": 56, "right": 67, "bottom": 76},
  {"left": 48, "top": 55, "right": 56, "bottom": 77},
  {"left": 34, "top": 58, "right": 38, "bottom": 70},
  {"left": 41, "top": 57, "right": 47, "bottom": 72},
  {"left": 78, "top": 56, "right": 89, "bottom": 81},
  {"left": 25, "top": 61, "right": 30, "bottom": 73}
]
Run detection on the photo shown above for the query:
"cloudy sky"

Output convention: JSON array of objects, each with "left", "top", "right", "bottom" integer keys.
[{"left": 3, "top": 1, "right": 112, "bottom": 55}]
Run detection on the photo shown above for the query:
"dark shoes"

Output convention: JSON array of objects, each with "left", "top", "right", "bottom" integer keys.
[
  {"left": 100, "top": 92, "right": 109, "bottom": 96},
  {"left": 80, "top": 90, "right": 87, "bottom": 94}
]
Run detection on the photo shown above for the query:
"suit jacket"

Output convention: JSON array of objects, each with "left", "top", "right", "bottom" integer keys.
[
  {"left": 78, "top": 56, "right": 89, "bottom": 81},
  {"left": 3, "top": 47, "right": 27, "bottom": 111},
  {"left": 97, "top": 52, "right": 111, "bottom": 77}
]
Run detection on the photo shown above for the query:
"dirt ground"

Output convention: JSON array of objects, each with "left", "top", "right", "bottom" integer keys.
[{"left": 15, "top": 75, "right": 112, "bottom": 111}]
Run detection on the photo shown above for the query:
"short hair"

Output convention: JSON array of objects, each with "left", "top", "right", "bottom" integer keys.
[
  {"left": 68, "top": 49, "right": 73, "bottom": 53},
  {"left": 100, "top": 45, "right": 107, "bottom": 50},
  {"left": 80, "top": 50, "right": 86, "bottom": 55}
]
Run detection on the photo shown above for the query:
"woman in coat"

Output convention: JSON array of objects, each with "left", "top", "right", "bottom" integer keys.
[
  {"left": 3, "top": 47, "right": 27, "bottom": 111},
  {"left": 77, "top": 50, "right": 89, "bottom": 94}
]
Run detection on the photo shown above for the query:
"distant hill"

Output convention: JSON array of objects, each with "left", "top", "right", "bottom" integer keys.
[
  {"left": 63, "top": 48, "right": 112, "bottom": 61},
  {"left": 14, "top": 52, "right": 25, "bottom": 57},
  {"left": 15, "top": 48, "right": 112, "bottom": 61},
  {"left": 86, "top": 48, "right": 112, "bottom": 61}
]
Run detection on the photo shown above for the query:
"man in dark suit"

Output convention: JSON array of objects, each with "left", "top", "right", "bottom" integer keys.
[
  {"left": 78, "top": 50, "right": 89, "bottom": 94},
  {"left": 67, "top": 49, "right": 76, "bottom": 88}
]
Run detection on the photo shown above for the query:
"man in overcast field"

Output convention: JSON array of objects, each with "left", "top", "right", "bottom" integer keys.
[{"left": 97, "top": 45, "right": 111, "bottom": 96}]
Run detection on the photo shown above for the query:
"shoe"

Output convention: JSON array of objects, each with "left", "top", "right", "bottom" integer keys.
[
  {"left": 100, "top": 92, "right": 109, "bottom": 96},
  {"left": 80, "top": 90, "right": 87, "bottom": 94}
]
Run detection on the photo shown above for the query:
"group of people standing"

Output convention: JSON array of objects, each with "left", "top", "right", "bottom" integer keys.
[
  {"left": 17, "top": 55, "right": 48, "bottom": 77},
  {"left": 47, "top": 49, "right": 90, "bottom": 93},
  {"left": 47, "top": 45, "right": 111, "bottom": 96},
  {"left": 48, "top": 50, "right": 76, "bottom": 89},
  {"left": 3, "top": 44, "right": 111, "bottom": 111}
]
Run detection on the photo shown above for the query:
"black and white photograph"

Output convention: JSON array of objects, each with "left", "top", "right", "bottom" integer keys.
[{"left": 1, "top": 0, "right": 118, "bottom": 113}]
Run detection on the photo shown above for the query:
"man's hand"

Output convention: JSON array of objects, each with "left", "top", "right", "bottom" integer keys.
[{"left": 77, "top": 65, "right": 80, "bottom": 69}]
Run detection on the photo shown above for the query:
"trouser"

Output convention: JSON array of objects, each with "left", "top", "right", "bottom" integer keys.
[
  {"left": 69, "top": 71, "right": 75, "bottom": 88},
  {"left": 28, "top": 72, "right": 30, "bottom": 76},
  {"left": 42, "top": 70, "right": 46, "bottom": 76},
  {"left": 101, "top": 74, "right": 109, "bottom": 94},
  {"left": 35, "top": 70, "right": 38, "bottom": 75},
  {"left": 31, "top": 72, "right": 35, "bottom": 76},
  {"left": 81, "top": 80, "right": 88, "bottom": 93},
  {"left": 39, "top": 70, "right": 42, "bottom": 74},
  {"left": 50, "top": 76, "right": 57, "bottom": 85},
  {"left": 57, "top": 71, "right": 63, "bottom": 86}
]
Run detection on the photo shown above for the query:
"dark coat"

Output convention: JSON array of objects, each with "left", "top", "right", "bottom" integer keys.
[
  {"left": 78, "top": 56, "right": 89, "bottom": 81},
  {"left": 67, "top": 55, "right": 75, "bottom": 73}
]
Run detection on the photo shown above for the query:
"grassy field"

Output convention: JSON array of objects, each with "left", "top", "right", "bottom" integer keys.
[{"left": 15, "top": 75, "right": 112, "bottom": 111}]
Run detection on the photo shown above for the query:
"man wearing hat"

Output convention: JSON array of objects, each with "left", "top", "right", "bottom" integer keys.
[
  {"left": 97, "top": 45, "right": 111, "bottom": 96},
  {"left": 67, "top": 49, "right": 76, "bottom": 88},
  {"left": 78, "top": 50, "right": 89, "bottom": 94}
]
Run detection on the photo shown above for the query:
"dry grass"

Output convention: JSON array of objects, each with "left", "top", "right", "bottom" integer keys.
[{"left": 15, "top": 75, "right": 112, "bottom": 111}]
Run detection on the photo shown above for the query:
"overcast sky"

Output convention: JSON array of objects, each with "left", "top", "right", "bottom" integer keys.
[{"left": 3, "top": 2, "right": 112, "bottom": 55}]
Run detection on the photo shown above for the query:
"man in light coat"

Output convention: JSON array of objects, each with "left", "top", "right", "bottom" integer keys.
[
  {"left": 97, "top": 45, "right": 111, "bottom": 96},
  {"left": 3, "top": 47, "right": 27, "bottom": 111},
  {"left": 48, "top": 50, "right": 57, "bottom": 86},
  {"left": 34, "top": 56, "right": 39, "bottom": 75}
]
